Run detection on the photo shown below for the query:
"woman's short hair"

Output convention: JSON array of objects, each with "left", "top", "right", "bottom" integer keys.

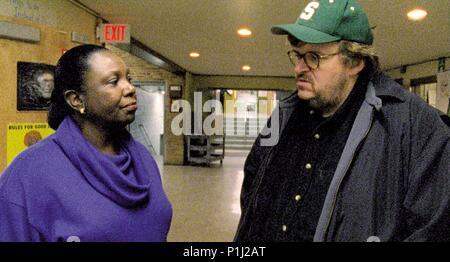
[{"left": 48, "top": 44, "right": 107, "bottom": 130}]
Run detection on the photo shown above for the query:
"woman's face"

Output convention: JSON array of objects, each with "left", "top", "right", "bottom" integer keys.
[{"left": 83, "top": 51, "right": 137, "bottom": 129}]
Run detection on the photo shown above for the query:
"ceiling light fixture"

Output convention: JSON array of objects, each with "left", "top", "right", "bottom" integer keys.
[
  {"left": 407, "top": 8, "right": 428, "bottom": 21},
  {"left": 242, "top": 65, "right": 251, "bottom": 71},
  {"left": 237, "top": 28, "right": 252, "bottom": 37},
  {"left": 190, "top": 52, "right": 200, "bottom": 58}
]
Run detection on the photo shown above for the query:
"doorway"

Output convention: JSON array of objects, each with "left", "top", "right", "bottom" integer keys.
[
  {"left": 219, "top": 89, "right": 293, "bottom": 156},
  {"left": 129, "top": 81, "right": 165, "bottom": 159},
  {"left": 410, "top": 75, "right": 438, "bottom": 108}
]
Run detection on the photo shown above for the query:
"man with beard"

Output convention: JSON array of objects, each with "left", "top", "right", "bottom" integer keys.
[{"left": 235, "top": 0, "right": 449, "bottom": 242}]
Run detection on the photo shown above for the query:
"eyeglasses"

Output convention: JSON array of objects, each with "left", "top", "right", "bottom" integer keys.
[{"left": 287, "top": 50, "right": 340, "bottom": 70}]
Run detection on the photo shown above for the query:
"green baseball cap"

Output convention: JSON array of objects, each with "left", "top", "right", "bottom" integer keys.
[{"left": 271, "top": 0, "right": 373, "bottom": 45}]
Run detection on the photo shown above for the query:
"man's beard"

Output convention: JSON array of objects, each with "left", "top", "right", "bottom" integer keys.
[{"left": 308, "top": 72, "right": 349, "bottom": 116}]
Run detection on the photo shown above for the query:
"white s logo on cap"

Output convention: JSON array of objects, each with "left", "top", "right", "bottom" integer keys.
[
  {"left": 66, "top": 235, "right": 81, "bottom": 242},
  {"left": 367, "top": 236, "right": 381, "bottom": 242},
  {"left": 300, "top": 2, "right": 320, "bottom": 20}
]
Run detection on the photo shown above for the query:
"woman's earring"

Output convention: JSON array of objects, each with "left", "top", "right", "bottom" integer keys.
[{"left": 80, "top": 108, "right": 85, "bottom": 114}]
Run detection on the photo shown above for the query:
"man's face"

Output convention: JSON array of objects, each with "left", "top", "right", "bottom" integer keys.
[
  {"left": 292, "top": 41, "right": 356, "bottom": 115},
  {"left": 36, "top": 72, "right": 54, "bottom": 99}
]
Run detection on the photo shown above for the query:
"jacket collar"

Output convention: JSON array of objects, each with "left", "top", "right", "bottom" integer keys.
[{"left": 370, "top": 72, "right": 407, "bottom": 102}]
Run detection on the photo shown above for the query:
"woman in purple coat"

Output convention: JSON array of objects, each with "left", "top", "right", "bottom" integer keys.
[{"left": 0, "top": 45, "right": 172, "bottom": 241}]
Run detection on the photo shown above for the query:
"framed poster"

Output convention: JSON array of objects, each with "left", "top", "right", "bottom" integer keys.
[{"left": 17, "top": 62, "right": 55, "bottom": 110}]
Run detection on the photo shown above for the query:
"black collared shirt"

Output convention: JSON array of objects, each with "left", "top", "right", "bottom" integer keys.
[{"left": 249, "top": 78, "right": 368, "bottom": 242}]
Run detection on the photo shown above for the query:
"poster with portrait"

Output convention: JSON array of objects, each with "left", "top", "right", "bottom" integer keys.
[{"left": 17, "top": 62, "right": 55, "bottom": 110}]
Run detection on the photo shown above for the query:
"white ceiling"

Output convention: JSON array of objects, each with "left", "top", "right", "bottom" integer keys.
[{"left": 78, "top": 0, "right": 449, "bottom": 77}]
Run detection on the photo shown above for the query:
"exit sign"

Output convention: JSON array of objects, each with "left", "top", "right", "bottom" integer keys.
[{"left": 98, "top": 24, "right": 130, "bottom": 43}]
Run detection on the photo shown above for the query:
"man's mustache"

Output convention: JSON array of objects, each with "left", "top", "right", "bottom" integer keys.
[{"left": 296, "top": 74, "right": 312, "bottom": 83}]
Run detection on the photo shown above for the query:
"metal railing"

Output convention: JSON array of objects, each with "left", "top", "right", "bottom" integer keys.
[{"left": 138, "top": 124, "right": 157, "bottom": 155}]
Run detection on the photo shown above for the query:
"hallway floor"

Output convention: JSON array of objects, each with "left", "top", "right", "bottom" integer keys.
[{"left": 156, "top": 156, "right": 246, "bottom": 242}]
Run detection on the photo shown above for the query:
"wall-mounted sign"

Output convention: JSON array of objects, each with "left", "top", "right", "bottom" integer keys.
[
  {"left": 7, "top": 123, "right": 55, "bottom": 166},
  {"left": 97, "top": 24, "right": 130, "bottom": 43},
  {"left": 0, "top": 21, "right": 40, "bottom": 42},
  {"left": 71, "top": 31, "right": 90, "bottom": 44},
  {"left": 169, "top": 85, "right": 182, "bottom": 99},
  {"left": 436, "top": 71, "right": 449, "bottom": 114}
]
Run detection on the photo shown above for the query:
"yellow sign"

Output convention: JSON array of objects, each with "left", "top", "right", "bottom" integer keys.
[{"left": 7, "top": 123, "right": 55, "bottom": 166}]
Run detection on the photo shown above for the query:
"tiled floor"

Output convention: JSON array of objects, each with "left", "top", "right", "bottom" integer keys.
[{"left": 155, "top": 156, "right": 246, "bottom": 242}]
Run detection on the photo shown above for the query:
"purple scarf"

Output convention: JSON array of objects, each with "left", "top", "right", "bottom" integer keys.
[{"left": 52, "top": 116, "right": 152, "bottom": 207}]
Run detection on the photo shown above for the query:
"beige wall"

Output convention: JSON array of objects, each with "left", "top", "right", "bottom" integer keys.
[
  {"left": 0, "top": 1, "right": 97, "bottom": 172},
  {"left": 385, "top": 58, "right": 449, "bottom": 84},
  {"left": 0, "top": 0, "right": 97, "bottom": 41},
  {"left": 192, "top": 75, "right": 296, "bottom": 91},
  {"left": 106, "top": 44, "right": 186, "bottom": 165}
]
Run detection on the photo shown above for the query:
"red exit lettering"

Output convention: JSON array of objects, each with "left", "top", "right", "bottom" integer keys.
[{"left": 104, "top": 24, "right": 127, "bottom": 41}]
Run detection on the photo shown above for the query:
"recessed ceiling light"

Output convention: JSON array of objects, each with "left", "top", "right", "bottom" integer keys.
[
  {"left": 190, "top": 52, "right": 200, "bottom": 58},
  {"left": 237, "top": 28, "right": 252, "bottom": 37},
  {"left": 242, "top": 65, "right": 251, "bottom": 71},
  {"left": 407, "top": 8, "right": 428, "bottom": 21}
]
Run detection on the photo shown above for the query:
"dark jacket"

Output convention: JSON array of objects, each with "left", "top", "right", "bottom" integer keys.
[{"left": 235, "top": 73, "right": 450, "bottom": 242}]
